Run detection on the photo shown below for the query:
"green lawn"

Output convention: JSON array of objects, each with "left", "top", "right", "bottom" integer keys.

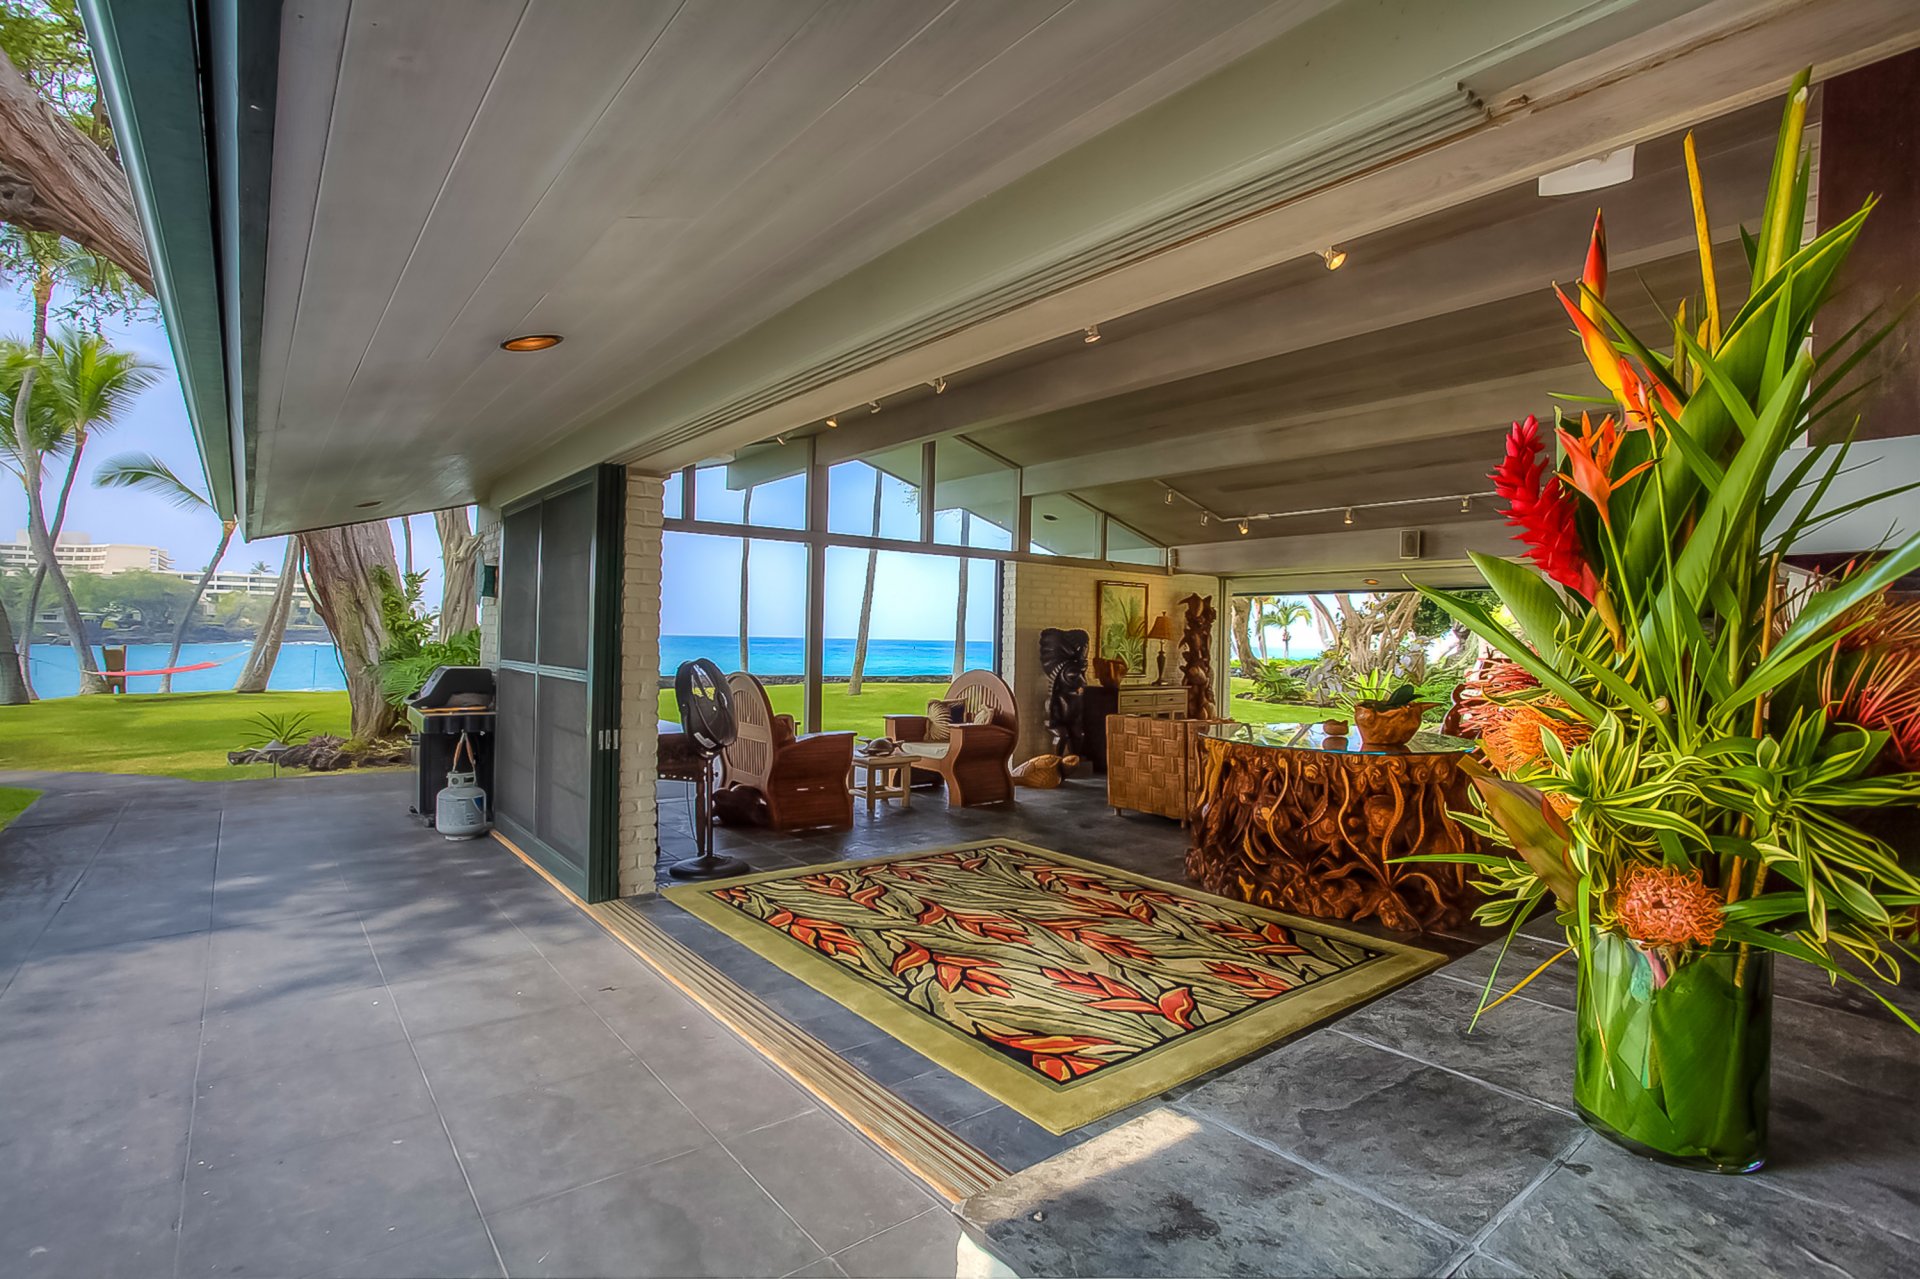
[
  {"left": 1228, "top": 677, "right": 1328, "bottom": 727},
  {"left": 0, "top": 786, "right": 38, "bottom": 830},
  {"left": 659, "top": 681, "right": 954, "bottom": 741},
  {"left": 0, "top": 691, "right": 357, "bottom": 781}
]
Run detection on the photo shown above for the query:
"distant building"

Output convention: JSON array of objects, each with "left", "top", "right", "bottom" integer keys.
[{"left": 1, "top": 531, "right": 173, "bottom": 576}]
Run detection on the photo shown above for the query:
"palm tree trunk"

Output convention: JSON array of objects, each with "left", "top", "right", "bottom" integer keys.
[
  {"left": 1254, "top": 596, "right": 1270, "bottom": 659},
  {"left": 848, "top": 474, "right": 883, "bottom": 696},
  {"left": 0, "top": 591, "right": 26, "bottom": 704},
  {"left": 303, "top": 521, "right": 403, "bottom": 740},
  {"left": 1228, "top": 596, "right": 1253, "bottom": 678},
  {"left": 952, "top": 513, "right": 970, "bottom": 678},
  {"left": 23, "top": 424, "right": 92, "bottom": 698},
  {"left": 235, "top": 537, "right": 298, "bottom": 692},
  {"left": 400, "top": 515, "right": 414, "bottom": 577},
  {"left": 432, "top": 508, "right": 478, "bottom": 640},
  {"left": 738, "top": 486, "right": 754, "bottom": 672},
  {"left": 161, "top": 521, "right": 234, "bottom": 693}
]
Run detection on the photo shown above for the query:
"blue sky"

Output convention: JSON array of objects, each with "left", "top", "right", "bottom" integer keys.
[{"left": 0, "top": 290, "right": 446, "bottom": 606}]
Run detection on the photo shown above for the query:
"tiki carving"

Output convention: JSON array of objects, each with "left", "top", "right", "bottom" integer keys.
[
  {"left": 1186, "top": 737, "right": 1487, "bottom": 931},
  {"left": 1179, "top": 593, "right": 1217, "bottom": 720},
  {"left": 1038, "top": 627, "right": 1090, "bottom": 757}
]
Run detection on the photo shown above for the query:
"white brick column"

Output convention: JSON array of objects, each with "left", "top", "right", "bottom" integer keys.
[
  {"left": 617, "top": 473, "right": 663, "bottom": 897},
  {"left": 475, "top": 510, "right": 502, "bottom": 670}
]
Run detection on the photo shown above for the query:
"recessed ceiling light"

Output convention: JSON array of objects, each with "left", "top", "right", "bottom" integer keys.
[
  {"left": 500, "top": 334, "right": 563, "bottom": 352},
  {"left": 1318, "top": 247, "right": 1347, "bottom": 271},
  {"left": 1364, "top": 577, "right": 1380, "bottom": 586},
  {"left": 1042, "top": 513, "right": 1058, "bottom": 522},
  {"left": 355, "top": 500, "right": 381, "bottom": 509}
]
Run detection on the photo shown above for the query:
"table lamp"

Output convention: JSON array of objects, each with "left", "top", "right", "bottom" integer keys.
[{"left": 1146, "top": 613, "right": 1174, "bottom": 684}]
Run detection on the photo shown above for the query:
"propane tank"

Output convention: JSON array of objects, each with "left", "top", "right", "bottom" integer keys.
[{"left": 436, "top": 732, "right": 492, "bottom": 840}]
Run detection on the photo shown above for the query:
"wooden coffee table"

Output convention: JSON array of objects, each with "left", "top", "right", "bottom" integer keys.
[{"left": 851, "top": 753, "right": 912, "bottom": 814}]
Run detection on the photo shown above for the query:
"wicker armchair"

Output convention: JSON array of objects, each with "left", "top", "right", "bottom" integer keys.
[
  {"left": 883, "top": 670, "right": 1018, "bottom": 807},
  {"left": 718, "top": 672, "right": 855, "bottom": 831},
  {"left": 1106, "top": 714, "right": 1224, "bottom": 823}
]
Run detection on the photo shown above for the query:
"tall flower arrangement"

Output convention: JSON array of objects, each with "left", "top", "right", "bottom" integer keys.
[{"left": 1412, "top": 72, "right": 1920, "bottom": 1169}]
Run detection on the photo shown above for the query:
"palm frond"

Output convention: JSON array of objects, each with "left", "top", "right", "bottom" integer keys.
[{"left": 92, "top": 451, "right": 209, "bottom": 510}]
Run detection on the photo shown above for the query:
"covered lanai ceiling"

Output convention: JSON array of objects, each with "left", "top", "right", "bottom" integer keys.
[{"left": 87, "top": 0, "right": 1920, "bottom": 544}]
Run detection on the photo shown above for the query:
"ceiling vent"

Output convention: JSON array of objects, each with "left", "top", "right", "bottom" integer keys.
[{"left": 1399, "top": 530, "right": 1425, "bottom": 560}]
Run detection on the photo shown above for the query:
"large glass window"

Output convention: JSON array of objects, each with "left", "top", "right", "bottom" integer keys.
[
  {"left": 1106, "top": 520, "right": 1163, "bottom": 567},
  {"left": 658, "top": 531, "right": 809, "bottom": 727},
  {"left": 1029, "top": 494, "right": 1099, "bottom": 558},
  {"left": 692, "top": 439, "right": 807, "bottom": 529},
  {"left": 933, "top": 438, "right": 1016, "bottom": 550},
  {"left": 820, "top": 547, "right": 997, "bottom": 738},
  {"left": 828, "top": 445, "right": 923, "bottom": 540}
]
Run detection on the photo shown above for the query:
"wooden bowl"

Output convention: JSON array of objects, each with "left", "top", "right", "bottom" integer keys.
[{"left": 1353, "top": 702, "right": 1437, "bottom": 747}]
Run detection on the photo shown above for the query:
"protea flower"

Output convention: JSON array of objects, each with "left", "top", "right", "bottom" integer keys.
[
  {"left": 1615, "top": 863, "right": 1724, "bottom": 949},
  {"left": 1492, "top": 415, "right": 1596, "bottom": 598}
]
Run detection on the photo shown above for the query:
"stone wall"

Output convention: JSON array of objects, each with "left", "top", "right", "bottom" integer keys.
[
  {"left": 1000, "top": 561, "right": 1219, "bottom": 760},
  {"left": 617, "top": 473, "right": 664, "bottom": 897}
]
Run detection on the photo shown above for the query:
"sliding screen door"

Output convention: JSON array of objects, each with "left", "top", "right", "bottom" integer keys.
[{"left": 495, "top": 465, "right": 623, "bottom": 901}]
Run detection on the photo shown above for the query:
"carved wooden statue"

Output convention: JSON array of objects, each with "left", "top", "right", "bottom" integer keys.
[
  {"left": 1179, "top": 593, "right": 1216, "bottom": 720},
  {"left": 1038, "top": 627, "right": 1090, "bottom": 757}
]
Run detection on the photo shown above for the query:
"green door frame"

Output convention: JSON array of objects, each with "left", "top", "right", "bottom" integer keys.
[{"left": 496, "top": 464, "right": 625, "bottom": 902}]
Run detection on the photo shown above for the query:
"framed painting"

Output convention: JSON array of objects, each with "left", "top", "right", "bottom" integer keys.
[{"left": 1095, "top": 580, "right": 1149, "bottom": 677}]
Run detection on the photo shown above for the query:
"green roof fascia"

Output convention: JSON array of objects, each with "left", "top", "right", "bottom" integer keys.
[{"left": 81, "top": 0, "right": 280, "bottom": 530}]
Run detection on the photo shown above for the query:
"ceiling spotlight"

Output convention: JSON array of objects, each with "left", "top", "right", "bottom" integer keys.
[
  {"left": 1318, "top": 247, "right": 1347, "bottom": 271},
  {"left": 931, "top": 376, "right": 948, "bottom": 395},
  {"left": 1460, "top": 495, "right": 1472, "bottom": 513},
  {"left": 1200, "top": 513, "right": 1210, "bottom": 526},
  {"left": 774, "top": 434, "right": 788, "bottom": 446},
  {"left": 867, "top": 400, "right": 881, "bottom": 414},
  {"left": 1163, "top": 489, "right": 1175, "bottom": 505},
  {"left": 1364, "top": 578, "right": 1380, "bottom": 586},
  {"left": 1343, "top": 507, "right": 1354, "bottom": 525},
  {"left": 499, "top": 333, "right": 563, "bottom": 352},
  {"left": 1237, "top": 519, "right": 1250, "bottom": 536},
  {"left": 1083, "top": 324, "right": 1101, "bottom": 344}
]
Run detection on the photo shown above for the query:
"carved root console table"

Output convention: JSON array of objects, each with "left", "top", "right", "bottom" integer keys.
[{"left": 1185, "top": 723, "right": 1488, "bottom": 932}]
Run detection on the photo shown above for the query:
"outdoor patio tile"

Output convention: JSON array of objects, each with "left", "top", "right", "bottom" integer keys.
[
  {"left": 0, "top": 928, "right": 208, "bottom": 1031},
  {"left": 1177, "top": 1030, "right": 1583, "bottom": 1237},
  {"left": 363, "top": 901, "right": 548, "bottom": 981},
  {"left": 386, "top": 952, "right": 585, "bottom": 1038},
  {"left": 947, "top": 1106, "right": 1073, "bottom": 1171},
  {"left": 179, "top": 1113, "right": 477, "bottom": 1279},
  {"left": 306, "top": 1211, "right": 503, "bottom": 1279},
  {"left": 440, "top": 1058, "right": 711, "bottom": 1214},
  {"left": 725, "top": 1110, "right": 938, "bottom": 1253},
  {"left": 484, "top": 1143, "right": 822, "bottom": 1279},
  {"left": 1330, "top": 973, "right": 1576, "bottom": 1110},
  {"left": 963, "top": 1108, "right": 1456, "bottom": 1278},
  {"left": 0, "top": 1054, "right": 194, "bottom": 1194},
  {"left": 619, "top": 1009, "right": 818, "bottom": 1138},
  {"left": 189, "top": 1038, "right": 437, "bottom": 1171},
  {"left": 536, "top": 931, "right": 675, "bottom": 1000},
  {"left": 206, "top": 916, "right": 385, "bottom": 1008},
  {"left": 0, "top": 1174, "right": 180, "bottom": 1279},
  {"left": 1479, "top": 1130, "right": 1916, "bottom": 1279},
  {"left": 784, "top": 1258, "right": 848, "bottom": 1278},
  {"left": 886, "top": 1069, "right": 999, "bottom": 1127},
  {"left": 409, "top": 1002, "right": 637, "bottom": 1109},
  {"left": 831, "top": 1207, "right": 967, "bottom": 1279},
  {"left": 31, "top": 886, "right": 214, "bottom": 952},
  {"left": 198, "top": 981, "right": 405, "bottom": 1077},
  {"left": 1445, "top": 1250, "right": 1525, "bottom": 1277}
]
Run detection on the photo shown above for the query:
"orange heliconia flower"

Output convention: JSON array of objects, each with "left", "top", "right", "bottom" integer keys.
[
  {"left": 1557, "top": 412, "right": 1654, "bottom": 528},
  {"left": 1615, "top": 864, "right": 1724, "bottom": 948}
]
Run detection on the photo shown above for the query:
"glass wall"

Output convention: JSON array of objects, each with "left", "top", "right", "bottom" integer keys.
[
  {"left": 933, "top": 438, "right": 1016, "bottom": 550},
  {"left": 820, "top": 547, "right": 997, "bottom": 737},
  {"left": 1106, "top": 520, "right": 1164, "bottom": 567},
  {"left": 658, "top": 531, "right": 809, "bottom": 727},
  {"left": 1029, "top": 494, "right": 1100, "bottom": 558},
  {"left": 692, "top": 439, "right": 807, "bottom": 528},
  {"left": 828, "top": 444, "right": 923, "bottom": 539}
]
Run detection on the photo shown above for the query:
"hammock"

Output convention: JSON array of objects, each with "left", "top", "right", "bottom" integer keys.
[{"left": 107, "top": 659, "right": 228, "bottom": 678}]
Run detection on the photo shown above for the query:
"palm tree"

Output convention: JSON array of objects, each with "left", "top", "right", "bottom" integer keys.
[
  {"left": 20, "top": 328, "right": 156, "bottom": 692},
  {"left": 235, "top": 536, "right": 299, "bottom": 693},
  {"left": 1260, "top": 600, "right": 1312, "bottom": 660},
  {"left": 248, "top": 559, "right": 270, "bottom": 575},
  {"left": 848, "top": 470, "right": 884, "bottom": 696},
  {"left": 0, "top": 340, "right": 103, "bottom": 694},
  {"left": 952, "top": 511, "right": 971, "bottom": 678},
  {"left": 433, "top": 508, "right": 479, "bottom": 641},
  {"left": 738, "top": 484, "right": 755, "bottom": 672},
  {"left": 94, "top": 452, "right": 234, "bottom": 693}
]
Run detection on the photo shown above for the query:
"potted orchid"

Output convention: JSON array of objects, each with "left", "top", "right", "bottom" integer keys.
[{"left": 1411, "top": 70, "right": 1920, "bottom": 1173}]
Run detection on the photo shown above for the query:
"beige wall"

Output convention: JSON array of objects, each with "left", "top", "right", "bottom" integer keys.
[
  {"left": 617, "top": 474, "right": 664, "bottom": 897},
  {"left": 1000, "top": 561, "right": 1218, "bottom": 760}
]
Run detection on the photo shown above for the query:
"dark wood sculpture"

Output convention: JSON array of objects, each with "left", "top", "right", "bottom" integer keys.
[
  {"left": 1186, "top": 736, "right": 1487, "bottom": 931},
  {"left": 1038, "top": 627, "right": 1090, "bottom": 758},
  {"left": 1179, "top": 593, "right": 1217, "bottom": 720}
]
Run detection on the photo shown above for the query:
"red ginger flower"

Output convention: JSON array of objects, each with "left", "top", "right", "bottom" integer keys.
[
  {"left": 1615, "top": 864, "right": 1723, "bottom": 948},
  {"left": 1492, "top": 416, "right": 1596, "bottom": 599}
]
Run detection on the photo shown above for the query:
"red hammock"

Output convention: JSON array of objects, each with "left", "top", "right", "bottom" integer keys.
[{"left": 107, "top": 660, "right": 225, "bottom": 678}]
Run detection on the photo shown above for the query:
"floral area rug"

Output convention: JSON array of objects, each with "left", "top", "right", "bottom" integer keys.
[{"left": 665, "top": 841, "right": 1440, "bottom": 1132}]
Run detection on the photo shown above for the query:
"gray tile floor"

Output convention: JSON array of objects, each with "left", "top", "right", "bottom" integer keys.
[{"left": 0, "top": 771, "right": 967, "bottom": 1279}]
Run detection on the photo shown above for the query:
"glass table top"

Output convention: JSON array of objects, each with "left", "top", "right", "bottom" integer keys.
[{"left": 1200, "top": 720, "right": 1476, "bottom": 756}]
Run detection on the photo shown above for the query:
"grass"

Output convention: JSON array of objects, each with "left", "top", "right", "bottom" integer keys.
[
  {"left": 0, "top": 691, "right": 357, "bottom": 781},
  {"left": 659, "top": 681, "right": 953, "bottom": 741},
  {"left": 1228, "top": 677, "right": 1327, "bottom": 727},
  {"left": 0, "top": 786, "right": 38, "bottom": 830}
]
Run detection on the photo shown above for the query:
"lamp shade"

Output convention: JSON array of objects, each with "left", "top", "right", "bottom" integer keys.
[{"left": 1144, "top": 613, "right": 1174, "bottom": 642}]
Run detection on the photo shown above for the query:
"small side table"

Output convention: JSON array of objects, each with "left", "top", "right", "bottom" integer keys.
[{"left": 851, "top": 754, "right": 912, "bottom": 814}]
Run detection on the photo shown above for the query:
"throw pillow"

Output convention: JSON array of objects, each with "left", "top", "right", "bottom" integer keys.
[
  {"left": 970, "top": 702, "right": 996, "bottom": 726},
  {"left": 925, "top": 699, "right": 967, "bottom": 742}
]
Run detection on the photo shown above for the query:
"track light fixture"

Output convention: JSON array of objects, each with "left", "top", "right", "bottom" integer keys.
[
  {"left": 1237, "top": 519, "right": 1250, "bottom": 536},
  {"left": 824, "top": 415, "right": 838, "bottom": 429},
  {"left": 1164, "top": 489, "right": 1175, "bottom": 505},
  {"left": 1083, "top": 324, "right": 1101, "bottom": 344},
  {"left": 1318, "top": 246, "right": 1347, "bottom": 270},
  {"left": 1200, "top": 513, "right": 1209, "bottom": 526},
  {"left": 1344, "top": 507, "right": 1354, "bottom": 525},
  {"left": 867, "top": 400, "right": 881, "bottom": 414},
  {"left": 1460, "top": 495, "right": 1471, "bottom": 513},
  {"left": 931, "top": 376, "right": 947, "bottom": 394}
]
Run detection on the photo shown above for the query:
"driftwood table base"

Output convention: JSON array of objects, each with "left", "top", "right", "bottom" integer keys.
[{"left": 1186, "top": 735, "right": 1487, "bottom": 932}]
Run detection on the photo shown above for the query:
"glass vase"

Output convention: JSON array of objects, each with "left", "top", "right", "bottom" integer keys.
[{"left": 1574, "top": 930, "right": 1772, "bottom": 1173}]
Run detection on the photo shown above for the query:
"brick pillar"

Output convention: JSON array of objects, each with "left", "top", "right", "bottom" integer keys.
[
  {"left": 475, "top": 511, "right": 502, "bottom": 670},
  {"left": 617, "top": 474, "right": 663, "bottom": 897}
]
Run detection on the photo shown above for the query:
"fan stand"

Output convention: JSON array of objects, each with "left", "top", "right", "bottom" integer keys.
[{"left": 666, "top": 658, "right": 749, "bottom": 880}]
